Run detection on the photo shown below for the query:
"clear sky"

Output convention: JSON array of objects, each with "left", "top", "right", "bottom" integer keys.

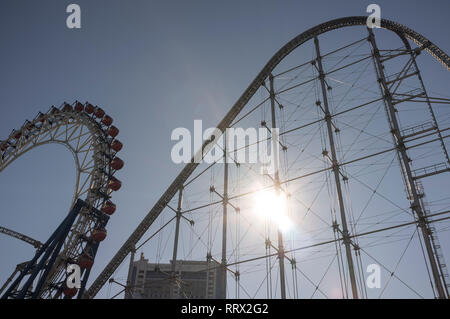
[{"left": 0, "top": 0, "right": 449, "bottom": 299}]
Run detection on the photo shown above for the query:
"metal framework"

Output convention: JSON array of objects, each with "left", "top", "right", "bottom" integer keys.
[
  {"left": 0, "top": 101, "right": 123, "bottom": 298},
  {"left": 87, "top": 16, "right": 450, "bottom": 299},
  {"left": 0, "top": 229, "right": 41, "bottom": 296},
  {"left": 84, "top": 17, "right": 450, "bottom": 298},
  {"left": 368, "top": 27, "right": 448, "bottom": 298},
  {"left": 268, "top": 73, "right": 287, "bottom": 299},
  {"left": 2, "top": 199, "right": 83, "bottom": 298},
  {"left": 314, "top": 35, "right": 359, "bottom": 298},
  {"left": 0, "top": 226, "right": 43, "bottom": 249}
]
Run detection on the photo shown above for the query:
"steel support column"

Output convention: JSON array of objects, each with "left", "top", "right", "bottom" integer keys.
[
  {"left": 368, "top": 28, "right": 446, "bottom": 299},
  {"left": 124, "top": 246, "right": 135, "bottom": 299},
  {"left": 314, "top": 36, "right": 359, "bottom": 299},
  {"left": 221, "top": 130, "right": 229, "bottom": 299},
  {"left": 402, "top": 36, "right": 450, "bottom": 298},
  {"left": 269, "top": 74, "right": 287, "bottom": 299},
  {"left": 170, "top": 188, "right": 183, "bottom": 298}
]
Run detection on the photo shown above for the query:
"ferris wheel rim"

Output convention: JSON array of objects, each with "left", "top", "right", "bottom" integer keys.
[{"left": 0, "top": 101, "right": 123, "bottom": 298}]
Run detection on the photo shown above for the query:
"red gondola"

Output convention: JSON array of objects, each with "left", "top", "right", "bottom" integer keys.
[
  {"left": 37, "top": 113, "right": 46, "bottom": 123},
  {"left": 78, "top": 253, "right": 94, "bottom": 269},
  {"left": 0, "top": 142, "right": 8, "bottom": 152},
  {"left": 107, "top": 126, "right": 119, "bottom": 138},
  {"left": 85, "top": 103, "right": 94, "bottom": 114},
  {"left": 25, "top": 121, "right": 35, "bottom": 131},
  {"left": 74, "top": 102, "right": 84, "bottom": 112},
  {"left": 94, "top": 107, "right": 105, "bottom": 118},
  {"left": 62, "top": 286, "right": 78, "bottom": 298},
  {"left": 12, "top": 130, "right": 21, "bottom": 140},
  {"left": 62, "top": 103, "right": 73, "bottom": 112},
  {"left": 108, "top": 177, "right": 122, "bottom": 191},
  {"left": 92, "top": 228, "right": 107, "bottom": 242},
  {"left": 101, "top": 201, "right": 116, "bottom": 215},
  {"left": 101, "top": 115, "right": 113, "bottom": 126},
  {"left": 111, "top": 157, "right": 124, "bottom": 170},
  {"left": 111, "top": 140, "right": 123, "bottom": 152}
]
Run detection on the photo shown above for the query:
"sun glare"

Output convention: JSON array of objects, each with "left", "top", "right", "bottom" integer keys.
[{"left": 253, "top": 189, "right": 292, "bottom": 233}]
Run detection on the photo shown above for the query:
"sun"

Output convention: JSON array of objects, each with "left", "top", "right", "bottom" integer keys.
[{"left": 253, "top": 188, "right": 292, "bottom": 233}]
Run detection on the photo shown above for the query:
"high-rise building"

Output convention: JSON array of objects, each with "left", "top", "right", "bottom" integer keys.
[{"left": 125, "top": 253, "right": 223, "bottom": 299}]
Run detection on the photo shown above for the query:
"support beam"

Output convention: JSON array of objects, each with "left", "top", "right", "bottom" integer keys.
[
  {"left": 171, "top": 188, "right": 183, "bottom": 298},
  {"left": 2, "top": 199, "right": 84, "bottom": 299},
  {"left": 0, "top": 262, "right": 28, "bottom": 296},
  {"left": 124, "top": 246, "right": 135, "bottom": 299},
  {"left": 368, "top": 28, "right": 447, "bottom": 299},
  {"left": 221, "top": 131, "right": 229, "bottom": 299},
  {"left": 314, "top": 36, "right": 359, "bottom": 299},
  {"left": 269, "top": 74, "right": 287, "bottom": 299},
  {"left": 171, "top": 188, "right": 183, "bottom": 272}
]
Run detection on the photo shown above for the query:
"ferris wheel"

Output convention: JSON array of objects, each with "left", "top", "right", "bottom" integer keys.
[{"left": 0, "top": 101, "right": 123, "bottom": 298}]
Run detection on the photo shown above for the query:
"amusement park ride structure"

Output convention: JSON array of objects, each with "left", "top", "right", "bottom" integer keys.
[
  {"left": 0, "top": 16, "right": 449, "bottom": 299},
  {"left": 0, "top": 101, "right": 124, "bottom": 298}
]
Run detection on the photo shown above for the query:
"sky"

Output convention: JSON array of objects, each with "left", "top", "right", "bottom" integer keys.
[{"left": 0, "top": 0, "right": 449, "bottom": 299}]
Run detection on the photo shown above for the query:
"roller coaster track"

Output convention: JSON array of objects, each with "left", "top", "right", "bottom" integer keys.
[
  {"left": 85, "top": 16, "right": 450, "bottom": 298},
  {"left": 0, "top": 226, "right": 42, "bottom": 249}
]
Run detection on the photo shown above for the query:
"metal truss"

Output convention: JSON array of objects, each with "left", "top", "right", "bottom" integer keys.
[{"left": 86, "top": 16, "right": 450, "bottom": 299}]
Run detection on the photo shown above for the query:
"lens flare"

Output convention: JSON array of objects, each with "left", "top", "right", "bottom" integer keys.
[{"left": 253, "top": 189, "right": 292, "bottom": 232}]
